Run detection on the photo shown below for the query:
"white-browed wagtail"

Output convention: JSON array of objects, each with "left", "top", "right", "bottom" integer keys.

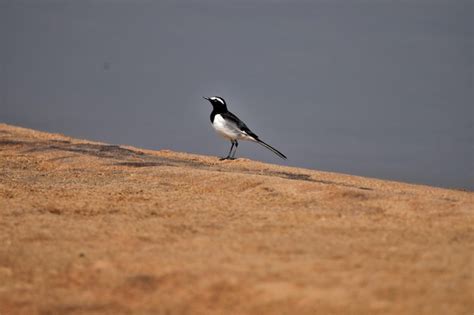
[{"left": 203, "top": 96, "right": 287, "bottom": 160}]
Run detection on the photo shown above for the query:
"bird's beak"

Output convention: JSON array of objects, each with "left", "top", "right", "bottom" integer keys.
[{"left": 203, "top": 96, "right": 210, "bottom": 101}]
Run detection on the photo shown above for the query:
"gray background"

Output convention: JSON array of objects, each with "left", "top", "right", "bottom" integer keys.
[{"left": 1, "top": 0, "right": 473, "bottom": 190}]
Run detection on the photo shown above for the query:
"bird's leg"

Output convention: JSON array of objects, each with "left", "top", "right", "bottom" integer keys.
[
  {"left": 231, "top": 140, "right": 239, "bottom": 159},
  {"left": 220, "top": 141, "right": 235, "bottom": 160}
]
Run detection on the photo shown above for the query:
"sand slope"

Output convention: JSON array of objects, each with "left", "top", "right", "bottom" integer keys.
[{"left": 0, "top": 123, "right": 472, "bottom": 315}]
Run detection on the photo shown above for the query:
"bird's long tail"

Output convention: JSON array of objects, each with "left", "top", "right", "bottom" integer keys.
[{"left": 255, "top": 139, "right": 287, "bottom": 160}]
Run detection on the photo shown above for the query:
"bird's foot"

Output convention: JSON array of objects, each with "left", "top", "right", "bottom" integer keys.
[{"left": 219, "top": 156, "right": 236, "bottom": 161}]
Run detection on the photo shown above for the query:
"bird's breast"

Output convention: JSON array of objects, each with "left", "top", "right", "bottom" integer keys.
[{"left": 212, "top": 114, "right": 240, "bottom": 140}]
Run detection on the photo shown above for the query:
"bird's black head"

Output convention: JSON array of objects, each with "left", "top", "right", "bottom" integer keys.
[{"left": 203, "top": 96, "right": 227, "bottom": 111}]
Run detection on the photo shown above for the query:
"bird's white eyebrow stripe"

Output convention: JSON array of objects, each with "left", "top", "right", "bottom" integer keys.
[{"left": 210, "top": 97, "right": 225, "bottom": 105}]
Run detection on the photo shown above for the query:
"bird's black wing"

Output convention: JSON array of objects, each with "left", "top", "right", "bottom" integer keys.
[
  {"left": 221, "top": 111, "right": 259, "bottom": 139},
  {"left": 221, "top": 111, "right": 287, "bottom": 159}
]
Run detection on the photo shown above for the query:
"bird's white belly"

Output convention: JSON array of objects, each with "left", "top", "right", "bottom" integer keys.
[{"left": 212, "top": 114, "right": 242, "bottom": 140}]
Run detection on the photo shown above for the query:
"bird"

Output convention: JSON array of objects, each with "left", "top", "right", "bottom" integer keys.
[{"left": 203, "top": 96, "right": 287, "bottom": 160}]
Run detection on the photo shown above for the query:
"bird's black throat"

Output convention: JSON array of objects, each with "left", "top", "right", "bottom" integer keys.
[{"left": 210, "top": 105, "right": 227, "bottom": 123}]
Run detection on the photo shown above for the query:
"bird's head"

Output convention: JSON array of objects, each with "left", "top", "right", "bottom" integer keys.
[{"left": 203, "top": 96, "right": 227, "bottom": 110}]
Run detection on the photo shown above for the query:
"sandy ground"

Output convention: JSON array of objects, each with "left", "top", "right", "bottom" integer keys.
[{"left": 0, "top": 123, "right": 472, "bottom": 315}]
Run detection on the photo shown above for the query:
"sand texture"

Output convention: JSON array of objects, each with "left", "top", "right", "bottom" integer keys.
[{"left": 0, "top": 123, "right": 473, "bottom": 315}]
